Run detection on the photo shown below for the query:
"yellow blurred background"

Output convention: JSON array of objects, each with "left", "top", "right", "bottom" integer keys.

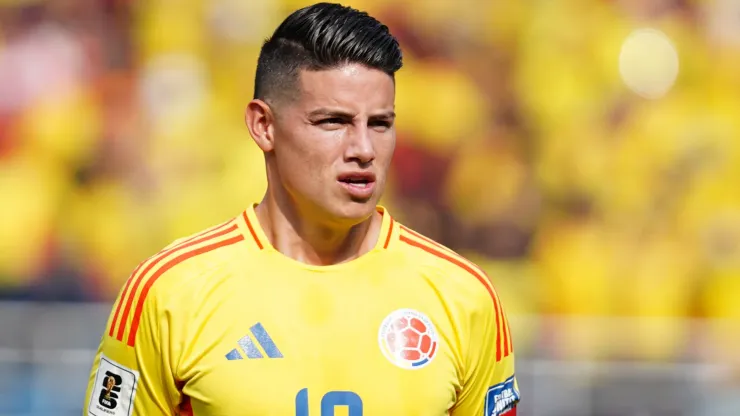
[{"left": 1, "top": 0, "right": 739, "bottom": 414}]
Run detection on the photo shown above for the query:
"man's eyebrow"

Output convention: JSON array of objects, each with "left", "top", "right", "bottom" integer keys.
[
  {"left": 307, "top": 108, "right": 355, "bottom": 118},
  {"left": 307, "top": 109, "right": 396, "bottom": 119},
  {"left": 371, "top": 111, "right": 396, "bottom": 119}
]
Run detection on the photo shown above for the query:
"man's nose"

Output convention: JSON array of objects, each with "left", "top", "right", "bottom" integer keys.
[{"left": 345, "top": 124, "right": 375, "bottom": 164}]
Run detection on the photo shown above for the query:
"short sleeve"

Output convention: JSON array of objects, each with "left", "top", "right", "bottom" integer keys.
[
  {"left": 451, "top": 286, "right": 520, "bottom": 416},
  {"left": 83, "top": 274, "right": 181, "bottom": 416}
]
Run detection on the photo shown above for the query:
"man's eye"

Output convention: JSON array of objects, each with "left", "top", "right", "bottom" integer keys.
[
  {"left": 369, "top": 120, "right": 392, "bottom": 128},
  {"left": 318, "top": 118, "right": 344, "bottom": 125}
]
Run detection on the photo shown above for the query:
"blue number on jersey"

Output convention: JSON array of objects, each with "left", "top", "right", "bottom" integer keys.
[{"left": 296, "top": 388, "right": 363, "bottom": 416}]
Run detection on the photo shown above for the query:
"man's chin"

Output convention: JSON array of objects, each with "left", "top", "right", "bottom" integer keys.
[{"left": 330, "top": 199, "right": 378, "bottom": 223}]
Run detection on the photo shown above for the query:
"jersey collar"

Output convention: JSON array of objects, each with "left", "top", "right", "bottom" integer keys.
[{"left": 239, "top": 204, "right": 395, "bottom": 252}]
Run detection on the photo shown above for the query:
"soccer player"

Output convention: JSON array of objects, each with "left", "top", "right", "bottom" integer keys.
[{"left": 84, "top": 3, "right": 519, "bottom": 415}]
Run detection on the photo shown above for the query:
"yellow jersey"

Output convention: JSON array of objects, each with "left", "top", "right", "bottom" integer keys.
[{"left": 84, "top": 205, "right": 519, "bottom": 416}]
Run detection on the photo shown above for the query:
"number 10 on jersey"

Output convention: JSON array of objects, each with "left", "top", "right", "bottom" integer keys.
[{"left": 295, "top": 388, "right": 363, "bottom": 416}]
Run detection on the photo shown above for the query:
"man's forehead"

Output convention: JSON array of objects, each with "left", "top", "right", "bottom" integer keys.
[{"left": 295, "top": 64, "right": 395, "bottom": 109}]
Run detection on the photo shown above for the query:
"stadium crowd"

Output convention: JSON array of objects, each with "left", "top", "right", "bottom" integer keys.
[{"left": 1, "top": 0, "right": 739, "bottom": 368}]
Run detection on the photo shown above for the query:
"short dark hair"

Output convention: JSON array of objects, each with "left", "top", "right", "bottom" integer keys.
[{"left": 254, "top": 2, "right": 403, "bottom": 103}]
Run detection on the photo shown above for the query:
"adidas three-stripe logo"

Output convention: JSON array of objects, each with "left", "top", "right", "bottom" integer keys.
[{"left": 226, "top": 323, "right": 283, "bottom": 360}]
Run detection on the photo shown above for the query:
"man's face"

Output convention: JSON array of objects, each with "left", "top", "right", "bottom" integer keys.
[{"left": 270, "top": 64, "right": 396, "bottom": 222}]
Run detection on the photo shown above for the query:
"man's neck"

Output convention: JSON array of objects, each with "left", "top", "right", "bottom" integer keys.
[{"left": 254, "top": 195, "right": 383, "bottom": 266}]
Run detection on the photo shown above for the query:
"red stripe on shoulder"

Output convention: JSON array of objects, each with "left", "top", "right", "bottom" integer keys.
[
  {"left": 383, "top": 217, "right": 394, "bottom": 249},
  {"left": 108, "top": 262, "right": 143, "bottom": 337},
  {"left": 503, "top": 307, "right": 514, "bottom": 357},
  {"left": 399, "top": 234, "right": 504, "bottom": 362},
  {"left": 400, "top": 226, "right": 497, "bottom": 294},
  {"left": 170, "top": 219, "right": 235, "bottom": 250},
  {"left": 399, "top": 225, "right": 456, "bottom": 255},
  {"left": 127, "top": 234, "right": 245, "bottom": 346},
  {"left": 502, "top": 310, "right": 510, "bottom": 357},
  {"left": 109, "top": 220, "right": 233, "bottom": 337},
  {"left": 115, "top": 222, "right": 238, "bottom": 342},
  {"left": 243, "top": 211, "right": 263, "bottom": 250},
  {"left": 508, "top": 316, "right": 514, "bottom": 354}
]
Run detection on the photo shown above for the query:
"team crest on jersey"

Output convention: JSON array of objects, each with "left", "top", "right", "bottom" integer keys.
[{"left": 378, "top": 308, "right": 438, "bottom": 369}]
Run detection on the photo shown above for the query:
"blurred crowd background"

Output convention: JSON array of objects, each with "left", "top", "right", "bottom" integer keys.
[{"left": 1, "top": 0, "right": 739, "bottom": 414}]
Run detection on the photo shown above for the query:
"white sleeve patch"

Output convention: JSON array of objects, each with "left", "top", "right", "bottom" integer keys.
[{"left": 88, "top": 354, "right": 140, "bottom": 416}]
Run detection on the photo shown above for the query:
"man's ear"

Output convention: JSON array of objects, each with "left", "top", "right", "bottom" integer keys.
[{"left": 245, "top": 99, "right": 275, "bottom": 152}]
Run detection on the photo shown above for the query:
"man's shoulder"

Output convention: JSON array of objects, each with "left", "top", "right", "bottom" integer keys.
[
  {"left": 394, "top": 223, "right": 498, "bottom": 305},
  {"left": 394, "top": 222, "right": 480, "bottom": 274},
  {"left": 125, "top": 216, "right": 252, "bottom": 296}
]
